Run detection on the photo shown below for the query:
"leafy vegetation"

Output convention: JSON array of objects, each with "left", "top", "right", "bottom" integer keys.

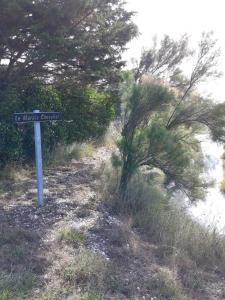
[
  {"left": 1, "top": 1, "right": 225, "bottom": 299},
  {"left": 113, "top": 33, "right": 225, "bottom": 202},
  {"left": 0, "top": 0, "right": 137, "bottom": 90},
  {"left": 0, "top": 0, "right": 136, "bottom": 170}
]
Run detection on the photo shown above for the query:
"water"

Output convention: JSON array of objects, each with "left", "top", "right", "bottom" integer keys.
[{"left": 189, "top": 135, "right": 225, "bottom": 233}]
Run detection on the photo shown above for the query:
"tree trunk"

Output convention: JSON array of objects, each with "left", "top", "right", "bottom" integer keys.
[{"left": 118, "top": 160, "right": 132, "bottom": 200}]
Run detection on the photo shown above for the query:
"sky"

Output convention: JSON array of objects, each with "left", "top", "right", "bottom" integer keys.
[{"left": 124, "top": 0, "right": 225, "bottom": 101}]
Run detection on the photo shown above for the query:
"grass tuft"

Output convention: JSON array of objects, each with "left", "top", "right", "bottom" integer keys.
[
  {"left": 63, "top": 250, "right": 108, "bottom": 291},
  {"left": 220, "top": 180, "right": 225, "bottom": 193},
  {"left": 148, "top": 270, "right": 187, "bottom": 300},
  {"left": 0, "top": 272, "right": 37, "bottom": 298},
  {"left": 0, "top": 289, "right": 10, "bottom": 300},
  {"left": 59, "top": 227, "right": 86, "bottom": 247},
  {"left": 103, "top": 170, "right": 225, "bottom": 274},
  {"left": 80, "top": 292, "right": 102, "bottom": 300},
  {"left": 46, "top": 143, "right": 94, "bottom": 166}
]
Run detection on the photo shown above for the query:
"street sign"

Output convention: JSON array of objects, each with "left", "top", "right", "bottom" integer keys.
[
  {"left": 13, "top": 112, "right": 60, "bottom": 123},
  {"left": 14, "top": 110, "right": 61, "bottom": 207}
]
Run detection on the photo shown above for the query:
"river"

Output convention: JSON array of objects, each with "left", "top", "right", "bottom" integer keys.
[{"left": 189, "top": 135, "right": 225, "bottom": 233}]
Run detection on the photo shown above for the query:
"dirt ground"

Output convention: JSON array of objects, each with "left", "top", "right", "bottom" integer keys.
[{"left": 0, "top": 147, "right": 225, "bottom": 300}]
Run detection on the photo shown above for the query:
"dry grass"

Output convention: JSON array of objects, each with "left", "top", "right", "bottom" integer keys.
[
  {"left": 63, "top": 250, "right": 109, "bottom": 291},
  {"left": 0, "top": 164, "right": 33, "bottom": 182},
  {"left": 95, "top": 122, "right": 121, "bottom": 150},
  {"left": 45, "top": 143, "right": 95, "bottom": 167},
  {"left": 102, "top": 167, "right": 225, "bottom": 273},
  {"left": 220, "top": 180, "right": 225, "bottom": 193},
  {"left": 0, "top": 271, "right": 37, "bottom": 300},
  {"left": 59, "top": 227, "right": 86, "bottom": 247},
  {"left": 147, "top": 270, "right": 187, "bottom": 300}
]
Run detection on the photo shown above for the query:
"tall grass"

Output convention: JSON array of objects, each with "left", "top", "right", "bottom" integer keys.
[
  {"left": 45, "top": 142, "right": 95, "bottom": 166},
  {"left": 102, "top": 166, "right": 225, "bottom": 273}
]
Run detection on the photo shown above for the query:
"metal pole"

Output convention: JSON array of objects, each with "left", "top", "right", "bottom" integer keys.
[{"left": 33, "top": 110, "right": 44, "bottom": 207}]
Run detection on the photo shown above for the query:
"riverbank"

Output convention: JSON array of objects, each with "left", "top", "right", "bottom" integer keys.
[
  {"left": 0, "top": 145, "right": 225, "bottom": 299},
  {"left": 189, "top": 135, "right": 225, "bottom": 233}
]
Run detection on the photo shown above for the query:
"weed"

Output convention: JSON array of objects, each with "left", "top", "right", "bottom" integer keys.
[
  {"left": 45, "top": 143, "right": 94, "bottom": 166},
  {"left": 59, "top": 227, "right": 86, "bottom": 247},
  {"left": 0, "top": 272, "right": 37, "bottom": 298},
  {"left": 220, "top": 180, "right": 225, "bottom": 193},
  {"left": 0, "top": 289, "right": 10, "bottom": 300},
  {"left": 0, "top": 164, "right": 32, "bottom": 181},
  {"left": 80, "top": 292, "right": 102, "bottom": 300},
  {"left": 11, "top": 246, "right": 26, "bottom": 259},
  {"left": 148, "top": 270, "right": 187, "bottom": 300},
  {"left": 63, "top": 250, "right": 108, "bottom": 290}
]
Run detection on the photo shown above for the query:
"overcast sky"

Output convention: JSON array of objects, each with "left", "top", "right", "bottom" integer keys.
[{"left": 124, "top": 0, "right": 225, "bottom": 101}]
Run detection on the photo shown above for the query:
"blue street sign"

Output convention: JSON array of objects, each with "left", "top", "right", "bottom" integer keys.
[
  {"left": 13, "top": 112, "right": 60, "bottom": 123},
  {"left": 14, "top": 110, "right": 61, "bottom": 206}
]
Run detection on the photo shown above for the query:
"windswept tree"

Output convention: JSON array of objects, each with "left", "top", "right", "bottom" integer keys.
[{"left": 114, "top": 33, "right": 225, "bottom": 202}]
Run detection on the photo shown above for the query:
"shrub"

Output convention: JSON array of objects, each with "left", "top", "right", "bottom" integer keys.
[
  {"left": 59, "top": 86, "right": 115, "bottom": 145},
  {"left": 0, "top": 82, "right": 114, "bottom": 169},
  {"left": 0, "top": 81, "right": 62, "bottom": 168}
]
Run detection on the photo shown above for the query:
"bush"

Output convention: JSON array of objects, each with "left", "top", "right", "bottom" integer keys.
[
  {"left": 0, "top": 81, "right": 114, "bottom": 169},
  {"left": 0, "top": 81, "right": 62, "bottom": 168},
  {"left": 59, "top": 86, "right": 115, "bottom": 144}
]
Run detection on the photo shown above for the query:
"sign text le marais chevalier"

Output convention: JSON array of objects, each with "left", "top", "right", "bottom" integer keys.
[{"left": 13, "top": 112, "right": 60, "bottom": 123}]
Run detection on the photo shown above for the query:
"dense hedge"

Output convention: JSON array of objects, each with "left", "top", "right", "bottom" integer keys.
[{"left": 0, "top": 81, "right": 114, "bottom": 168}]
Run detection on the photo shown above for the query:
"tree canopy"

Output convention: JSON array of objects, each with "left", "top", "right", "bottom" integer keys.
[
  {"left": 0, "top": 0, "right": 137, "bottom": 90},
  {"left": 0, "top": 0, "right": 137, "bottom": 168}
]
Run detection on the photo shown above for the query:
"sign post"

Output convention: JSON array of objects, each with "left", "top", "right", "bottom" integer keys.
[
  {"left": 14, "top": 110, "right": 61, "bottom": 207},
  {"left": 33, "top": 110, "right": 44, "bottom": 206}
]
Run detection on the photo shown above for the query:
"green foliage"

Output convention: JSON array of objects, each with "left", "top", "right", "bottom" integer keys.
[
  {"left": 0, "top": 272, "right": 37, "bottom": 298},
  {"left": 0, "top": 0, "right": 137, "bottom": 90},
  {"left": 59, "top": 227, "right": 86, "bottom": 247},
  {"left": 60, "top": 86, "right": 115, "bottom": 144},
  {"left": 0, "top": 289, "right": 10, "bottom": 300},
  {"left": 63, "top": 250, "right": 108, "bottom": 290},
  {"left": 116, "top": 33, "right": 224, "bottom": 201},
  {"left": 0, "top": 80, "right": 114, "bottom": 168},
  {"left": 0, "top": 81, "right": 62, "bottom": 168},
  {"left": 0, "top": 0, "right": 136, "bottom": 169}
]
